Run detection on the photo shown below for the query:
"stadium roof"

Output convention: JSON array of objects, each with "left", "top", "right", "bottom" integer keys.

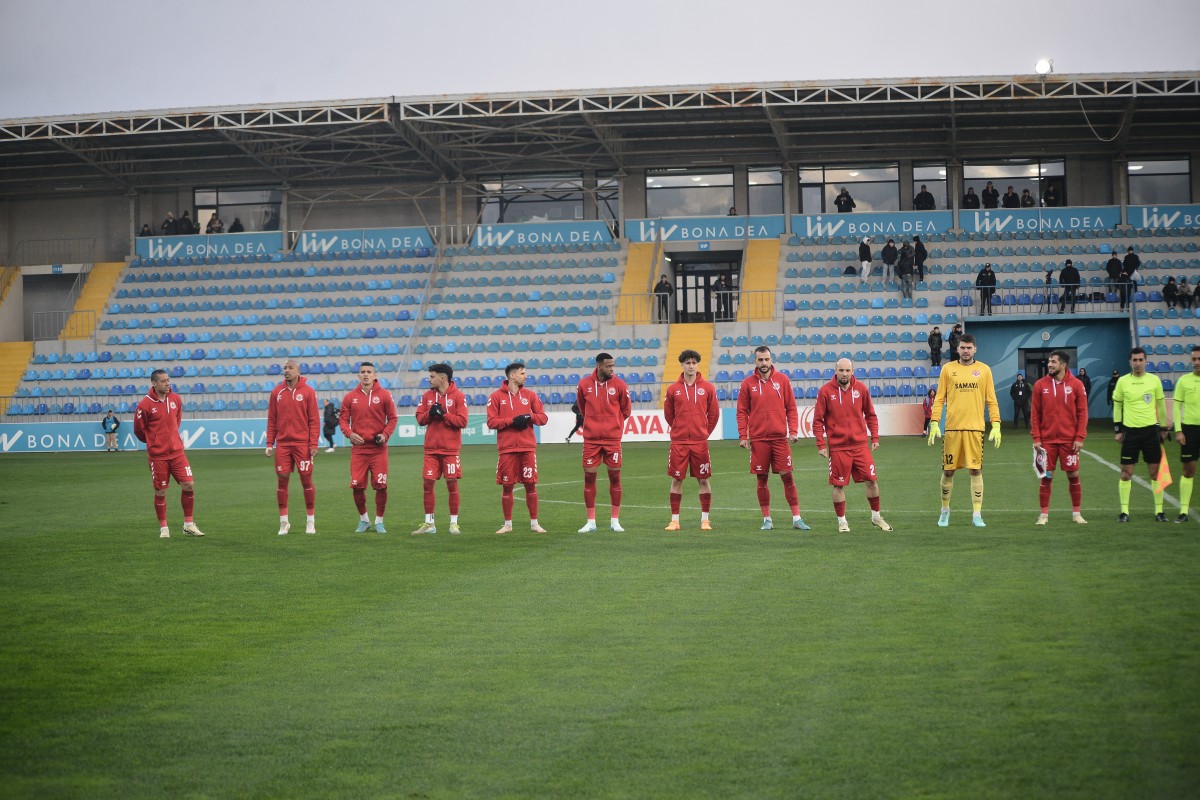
[{"left": 1, "top": 71, "right": 1198, "bottom": 201}]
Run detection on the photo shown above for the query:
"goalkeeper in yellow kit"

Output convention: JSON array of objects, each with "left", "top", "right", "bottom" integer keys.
[{"left": 927, "top": 333, "right": 1002, "bottom": 527}]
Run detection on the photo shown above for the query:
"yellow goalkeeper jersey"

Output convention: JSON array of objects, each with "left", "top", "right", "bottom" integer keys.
[{"left": 931, "top": 359, "right": 1000, "bottom": 432}]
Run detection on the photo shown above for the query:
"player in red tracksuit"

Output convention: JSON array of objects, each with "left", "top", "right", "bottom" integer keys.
[
  {"left": 413, "top": 363, "right": 469, "bottom": 535},
  {"left": 736, "top": 345, "right": 809, "bottom": 530},
  {"left": 1031, "top": 349, "right": 1089, "bottom": 524},
  {"left": 339, "top": 361, "right": 398, "bottom": 533},
  {"left": 486, "top": 362, "right": 549, "bottom": 534},
  {"left": 812, "top": 358, "right": 893, "bottom": 533},
  {"left": 663, "top": 349, "right": 720, "bottom": 531},
  {"left": 266, "top": 359, "right": 321, "bottom": 535},
  {"left": 133, "top": 368, "right": 205, "bottom": 539},
  {"left": 575, "top": 352, "right": 632, "bottom": 532}
]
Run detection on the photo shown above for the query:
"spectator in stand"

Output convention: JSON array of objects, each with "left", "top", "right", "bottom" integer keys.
[
  {"left": 913, "top": 235, "right": 928, "bottom": 282},
  {"left": 1058, "top": 259, "right": 1081, "bottom": 314},
  {"left": 160, "top": 213, "right": 177, "bottom": 235},
  {"left": 727, "top": 207, "right": 738, "bottom": 216},
  {"left": 1106, "top": 248, "right": 1124, "bottom": 293},
  {"left": 927, "top": 326, "right": 943, "bottom": 367},
  {"left": 981, "top": 181, "right": 1000, "bottom": 209},
  {"left": 711, "top": 275, "right": 733, "bottom": 320},
  {"left": 913, "top": 184, "right": 936, "bottom": 211},
  {"left": 653, "top": 275, "right": 674, "bottom": 324},
  {"left": 1002, "top": 186, "right": 1021, "bottom": 208},
  {"left": 857, "top": 237, "right": 873, "bottom": 283},
  {"left": 976, "top": 263, "right": 998, "bottom": 316},
  {"left": 1077, "top": 368, "right": 1092, "bottom": 397},
  {"left": 1043, "top": 185, "right": 1061, "bottom": 207},
  {"left": 880, "top": 238, "right": 898, "bottom": 284},
  {"left": 923, "top": 388, "right": 937, "bottom": 435},
  {"left": 1180, "top": 276, "right": 1195, "bottom": 310},
  {"left": 896, "top": 241, "right": 915, "bottom": 300},
  {"left": 228, "top": 217, "right": 245, "bottom": 233},
  {"left": 834, "top": 188, "right": 856, "bottom": 213},
  {"left": 962, "top": 187, "right": 981, "bottom": 209},
  {"left": 948, "top": 323, "right": 963, "bottom": 355},
  {"left": 1021, "top": 189, "right": 1036, "bottom": 207},
  {"left": 1163, "top": 276, "right": 1180, "bottom": 309},
  {"left": 205, "top": 214, "right": 224, "bottom": 234},
  {"left": 138, "top": 223, "right": 153, "bottom": 237},
  {"left": 177, "top": 211, "right": 195, "bottom": 234},
  {"left": 1124, "top": 246, "right": 1141, "bottom": 282}
]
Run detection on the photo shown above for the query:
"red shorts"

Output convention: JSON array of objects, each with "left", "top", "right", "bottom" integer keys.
[
  {"left": 423, "top": 453, "right": 462, "bottom": 481},
  {"left": 149, "top": 453, "right": 193, "bottom": 490},
  {"left": 1043, "top": 443, "right": 1080, "bottom": 473},
  {"left": 496, "top": 451, "right": 538, "bottom": 485},
  {"left": 826, "top": 446, "right": 877, "bottom": 486},
  {"left": 274, "top": 443, "right": 313, "bottom": 475},
  {"left": 350, "top": 447, "right": 389, "bottom": 489},
  {"left": 582, "top": 443, "right": 622, "bottom": 470},
  {"left": 668, "top": 442, "right": 712, "bottom": 479},
  {"left": 749, "top": 439, "right": 793, "bottom": 474}
]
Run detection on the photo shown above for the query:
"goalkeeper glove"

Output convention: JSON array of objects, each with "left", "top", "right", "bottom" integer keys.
[
  {"left": 988, "top": 422, "right": 1002, "bottom": 448},
  {"left": 512, "top": 414, "right": 532, "bottom": 431},
  {"left": 927, "top": 421, "right": 942, "bottom": 446},
  {"left": 373, "top": 433, "right": 386, "bottom": 445},
  {"left": 428, "top": 403, "right": 445, "bottom": 419}
]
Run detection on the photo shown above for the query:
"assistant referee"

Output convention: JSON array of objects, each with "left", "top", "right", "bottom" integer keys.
[
  {"left": 1171, "top": 345, "right": 1200, "bottom": 523},
  {"left": 1112, "top": 346, "right": 1169, "bottom": 522}
]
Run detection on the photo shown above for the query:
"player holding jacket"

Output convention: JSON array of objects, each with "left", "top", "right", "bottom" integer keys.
[
  {"left": 486, "top": 362, "right": 549, "bottom": 534},
  {"left": 413, "top": 363, "right": 469, "bottom": 535},
  {"left": 266, "top": 359, "right": 321, "bottom": 535},
  {"left": 663, "top": 349, "right": 720, "bottom": 531},
  {"left": 339, "top": 362, "right": 398, "bottom": 533},
  {"left": 736, "top": 345, "right": 809, "bottom": 530},
  {"left": 813, "top": 358, "right": 892, "bottom": 533},
  {"left": 575, "top": 352, "right": 632, "bottom": 533},
  {"left": 134, "top": 369, "right": 205, "bottom": 539},
  {"left": 1030, "top": 350, "right": 1089, "bottom": 525}
]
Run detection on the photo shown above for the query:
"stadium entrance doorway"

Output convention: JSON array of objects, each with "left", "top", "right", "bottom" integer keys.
[
  {"left": 1018, "top": 346, "right": 1077, "bottom": 381},
  {"left": 666, "top": 250, "right": 742, "bottom": 323}
]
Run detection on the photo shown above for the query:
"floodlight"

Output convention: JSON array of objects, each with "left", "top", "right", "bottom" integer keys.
[{"left": 1035, "top": 59, "right": 1054, "bottom": 76}]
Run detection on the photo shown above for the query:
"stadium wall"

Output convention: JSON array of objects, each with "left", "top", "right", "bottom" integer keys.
[{"left": 2, "top": 194, "right": 129, "bottom": 263}]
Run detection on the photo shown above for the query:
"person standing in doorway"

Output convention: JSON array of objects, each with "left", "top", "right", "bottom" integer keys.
[{"left": 654, "top": 275, "right": 674, "bottom": 324}]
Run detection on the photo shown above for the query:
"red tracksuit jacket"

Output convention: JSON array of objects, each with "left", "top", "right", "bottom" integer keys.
[
  {"left": 134, "top": 390, "right": 185, "bottom": 459},
  {"left": 339, "top": 384, "right": 398, "bottom": 447},
  {"left": 664, "top": 372, "right": 720, "bottom": 443},
  {"left": 415, "top": 382, "right": 468, "bottom": 454},
  {"left": 266, "top": 376, "right": 320, "bottom": 448},
  {"left": 575, "top": 370, "right": 631, "bottom": 447},
  {"left": 486, "top": 386, "right": 548, "bottom": 453},
  {"left": 1031, "top": 371, "right": 1089, "bottom": 445},
  {"left": 813, "top": 377, "right": 878, "bottom": 451},
  {"left": 736, "top": 367, "right": 798, "bottom": 441}
]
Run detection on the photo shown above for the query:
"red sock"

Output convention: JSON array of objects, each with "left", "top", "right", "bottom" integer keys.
[
  {"left": 584, "top": 472, "right": 598, "bottom": 518},
  {"left": 868, "top": 495, "right": 881, "bottom": 512},
  {"left": 447, "top": 480, "right": 460, "bottom": 515},
  {"left": 523, "top": 483, "right": 538, "bottom": 519},
  {"left": 375, "top": 488, "right": 387, "bottom": 517},
  {"left": 756, "top": 475, "right": 771, "bottom": 516},
  {"left": 608, "top": 470, "right": 622, "bottom": 517},
  {"left": 1039, "top": 477, "right": 1053, "bottom": 513},
  {"left": 299, "top": 472, "right": 315, "bottom": 515},
  {"left": 423, "top": 479, "right": 436, "bottom": 514},
  {"left": 670, "top": 492, "right": 682, "bottom": 515},
  {"left": 154, "top": 495, "right": 167, "bottom": 526},
  {"left": 1068, "top": 474, "right": 1082, "bottom": 512},
  {"left": 353, "top": 488, "right": 367, "bottom": 515},
  {"left": 181, "top": 489, "right": 194, "bottom": 522},
  {"left": 699, "top": 492, "right": 711, "bottom": 513},
  {"left": 834, "top": 500, "right": 846, "bottom": 517},
  {"left": 781, "top": 473, "right": 800, "bottom": 516},
  {"left": 277, "top": 475, "right": 290, "bottom": 514},
  {"left": 502, "top": 485, "right": 515, "bottom": 521}
]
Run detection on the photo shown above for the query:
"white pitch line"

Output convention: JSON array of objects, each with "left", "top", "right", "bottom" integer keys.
[{"left": 1080, "top": 447, "right": 1186, "bottom": 515}]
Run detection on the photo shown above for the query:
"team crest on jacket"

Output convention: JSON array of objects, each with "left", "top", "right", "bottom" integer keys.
[
  {"left": 852, "top": 390, "right": 860, "bottom": 400},
  {"left": 372, "top": 396, "right": 380, "bottom": 404},
  {"left": 697, "top": 388, "right": 706, "bottom": 396},
  {"left": 1064, "top": 386, "right": 1072, "bottom": 394},
  {"left": 608, "top": 387, "right": 616, "bottom": 396},
  {"left": 520, "top": 397, "right": 529, "bottom": 406}
]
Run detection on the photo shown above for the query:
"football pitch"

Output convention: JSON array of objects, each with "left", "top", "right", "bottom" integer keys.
[{"left": 1, "top": 431, "right": 1197, "bottom": 799}]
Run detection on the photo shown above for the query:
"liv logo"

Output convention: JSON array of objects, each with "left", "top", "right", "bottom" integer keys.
[
  {"left": 1140, "top": 207, "right": 1183, "bottom": 228},
  {"left": 0, "top": 430, "right": 23, "bottom": 452},
  {"left": 972, "top": 212, "right": 1014, "bottom": 234},
  {"left": 147, "top": 239, "right": 185, "bottom": 259},
  {"left": 297, "top": 233, "right": 339, "bottom": 254},
  {"left": 474, "top": 227, "right": 515, "bottom": 247},
  {"left": 181, "top": 427, "right": 206, "bottom": 449},
  {"left": 803, "top": 216, "right": 846, "bottom": 238},
  {"left": 637, "top": 220, "right": 679, "bottom": 242}
]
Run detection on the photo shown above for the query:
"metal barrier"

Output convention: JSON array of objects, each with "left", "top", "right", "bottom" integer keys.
[{"left": 616, "top": 289, "right": 779, "bottom": 324}]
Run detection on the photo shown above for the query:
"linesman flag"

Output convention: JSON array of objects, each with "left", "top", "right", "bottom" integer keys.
[{"left": 1155, "top": 450, "right": 1173, "bottom": 495}]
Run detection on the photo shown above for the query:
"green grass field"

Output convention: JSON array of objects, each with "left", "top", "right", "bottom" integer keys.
[{"left": 1, "top": 430, "right": 1198, "bottom": 799}]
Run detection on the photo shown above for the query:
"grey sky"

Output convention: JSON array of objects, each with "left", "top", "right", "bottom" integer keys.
[{"left": 2, "top": 0, "right": 1198, "bottom": 120}]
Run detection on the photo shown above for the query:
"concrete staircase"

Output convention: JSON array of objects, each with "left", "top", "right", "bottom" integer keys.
[
  {"left": 660, "top": 322, "right": 714, "bottom": 401},
  {"left": 616, "top": 243, "right": 656, "bottom": 324},
  {"left": 0, "top": 341, "right": 34, "bottom": 401},
  {"left": 738, "top": 239, "right": 781, "bottom": 321},
  {"left": 63, "top": 262, "right": 124, "bottom": 340}
]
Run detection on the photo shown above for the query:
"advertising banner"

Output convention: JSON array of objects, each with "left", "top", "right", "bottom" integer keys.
[
  {"left": 791, "top": 211, "right": 954, "bottom": 240},
  {"left": 960, "top": 206, "right": 1121, "bottom": 234},
  {"left": 294, "top": 227, "right": 434, "bottom": 255},
  {"left": 624, "top": 216, "right": 786, "bottom": 243},
  {"left": 472, "top": 221, "right": 614, "bottom": 248},
  {"left": 134, "top": 232, "right": 284, "bottom": 259},
  {"left": 1128, "top": 205, "right": 1200, "bottom": 230}
]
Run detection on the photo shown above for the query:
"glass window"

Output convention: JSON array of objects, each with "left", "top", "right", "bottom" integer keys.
[
  {"left": 798, "top": 164, "right": 900, "bottom": 213},
  {"left": 480, "top": 174, "right": 585, "bottom": 224},
  {"left": 963, "top": 159, "right": 1064, "bottom": 207},
  {"left": 596, "top": 172, "right": 619, "bottom": 228},
  {"left": 646, "top": 169, "right": 734, "bottom": 217},
  {"left": 748, "top": 167, "right": 783, "bottom": 215},
  {"left": 193, "top": 186, "right": 282, "bottom": 231},
  {"left": 912, "top": 163, "right": 947, "bottom": 210},
  {"left": 1129, "top": 158, "right": 1191, "bottom": 204}
]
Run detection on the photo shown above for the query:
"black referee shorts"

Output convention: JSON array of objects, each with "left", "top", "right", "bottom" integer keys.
[
  {"left": 1120, "top": 425, "right": 1162, "bottom": 465},
  {"left": 1180, "top": 424, "right": 1200, "bottom": 463}
]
